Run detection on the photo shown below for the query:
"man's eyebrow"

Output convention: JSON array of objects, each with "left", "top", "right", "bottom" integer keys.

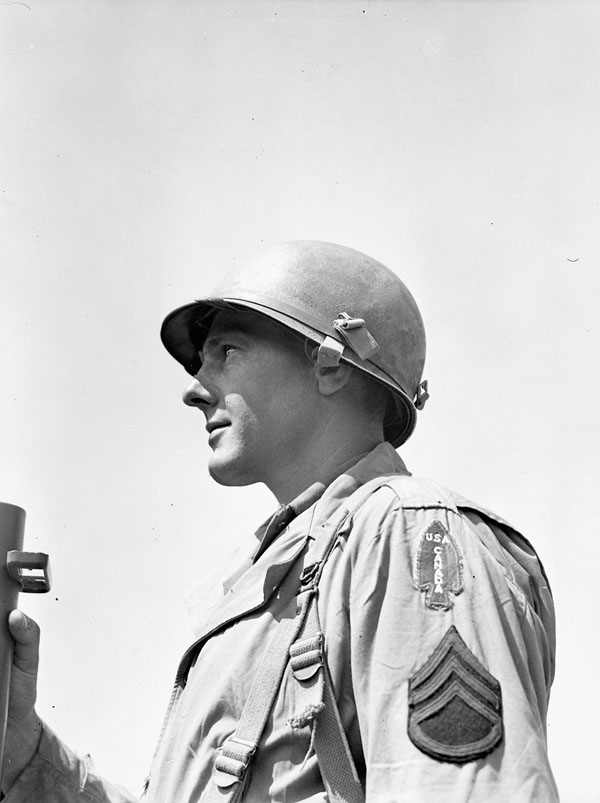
[{"left": 205, "top": 322, "right": 254, "bottom": 340}]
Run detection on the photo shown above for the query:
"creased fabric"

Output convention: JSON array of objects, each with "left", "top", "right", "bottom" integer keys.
[{"left": 5, "top": 443, "right": 557, "bottom": 802}]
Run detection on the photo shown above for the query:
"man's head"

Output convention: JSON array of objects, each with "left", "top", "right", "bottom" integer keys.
[
  {"left": 181, "top": 307, "right": 389, "bottom": 500},
  {"left": 161, "top": 240, "right": 428, "bottom": 448}
]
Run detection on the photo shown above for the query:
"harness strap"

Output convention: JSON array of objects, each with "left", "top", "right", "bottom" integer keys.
[
  {"left": 206, "top": 587, "right": 313, "bottom": 802},
  {"left": 207, "top": 478, "right": 394, "bottom": 802},
  {"left": 317, "top": 658, "right": 364, "bottom": 802},
  {"left": 289, "top": 592, "right": 364, "bottom": 803}
]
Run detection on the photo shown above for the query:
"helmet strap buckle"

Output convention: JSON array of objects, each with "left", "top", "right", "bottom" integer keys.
[
  {"left": 333, "top": 313, "right": 380, "bottom": 361},
  {"left": 414, "top": 380, "right": 430, "bottom": 410},
  {"left": 316, "top": 337, "right": 345, "bottom": 367}
]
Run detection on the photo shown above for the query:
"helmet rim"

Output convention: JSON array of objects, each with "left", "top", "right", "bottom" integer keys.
[{"left": 160, "top": 296, "right": 417, "bottom": 447}]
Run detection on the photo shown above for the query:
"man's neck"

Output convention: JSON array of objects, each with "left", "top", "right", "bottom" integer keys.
[{"left": 270, "top": 435, "right": 384, "bottom": 505}]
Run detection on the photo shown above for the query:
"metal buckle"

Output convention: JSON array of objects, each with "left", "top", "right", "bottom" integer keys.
[
  {"left": 6, "top": 551, "right": 52, "bottom": 593},
  {"left": 333, "top": 312, "right": 380, "bottom": 360},
  {"left": 213, "top": 736, "right": 256, "bottom": 788},
  {"left": 290, "top": 632, "right": 324, "bottom": 681},
  {"left": 299, "top": 562, "right": 319, "bottom": 588},
  {"left": 414, "top": 379, "right": 430, "bottom": 410},
  {"left": 317, "top": 336, "right": 344, "bottom": 367}
]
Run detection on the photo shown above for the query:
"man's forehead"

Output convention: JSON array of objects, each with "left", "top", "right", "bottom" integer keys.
[
  {"left": 206, "top": 308, "right": 282, "bottom": 339},
  {"left": 202, "top": 307, "right": 308, "bottom": 362}
]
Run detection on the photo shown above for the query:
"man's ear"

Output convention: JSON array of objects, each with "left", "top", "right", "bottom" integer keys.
[{"left": 314, "top": 362, "right": 354, "bottom": 396}]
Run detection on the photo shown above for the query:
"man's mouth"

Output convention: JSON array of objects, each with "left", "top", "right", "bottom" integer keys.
[
  {"left": 206, "top": 420, "right": 229, "bottom": 434},
  {"left": 206, "top": 421, "right": 229, "bottom": 443}
]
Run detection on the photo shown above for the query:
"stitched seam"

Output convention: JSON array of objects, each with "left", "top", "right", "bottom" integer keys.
[{"left": 379, "top": 479, "right": 460, "bottom": 513}]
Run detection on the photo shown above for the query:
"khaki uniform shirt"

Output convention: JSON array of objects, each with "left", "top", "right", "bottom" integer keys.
[{"left": 5, "top": 444, "right": 557, "bottom": 802}]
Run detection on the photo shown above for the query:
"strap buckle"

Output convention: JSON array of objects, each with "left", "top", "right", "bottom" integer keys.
[
  {"left": 316, "top": 336, "right": 345, "bottom": 367},
  {"left": 213, "top": 736, "right": 256, "bottom": 788},
  {"left": 414, "top": 379, "right": 429, "bottom": 410},
  {"left": 7, "top": 551, "right": 52, "bottom": 593},
  {"left": 299, "top": 562, "right": 320, "bottom": 589},
  {"left": 290, "top": 632, "right": 324, "bottom": 681},
  {"left": 333, "top": 312, "right": 380, "bottom": 360}
]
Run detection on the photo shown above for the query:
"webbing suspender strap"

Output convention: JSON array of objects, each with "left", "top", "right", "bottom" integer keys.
[
  {"left": 206, "top": 587, "right": 314, "bottom": 803},
  {"left": 207, "top": 479, "right": 392, "bottom": 802},
  {"left": 289, "top": 592, "right": 365, "bottom": 803},
  {"left": 285, "top": 481, "right": 395, "bottom": 803}
]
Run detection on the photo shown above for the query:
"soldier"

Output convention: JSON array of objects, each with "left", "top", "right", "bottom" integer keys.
[{"left": 1, "top": 241, "right": 557, "bottom": 801}]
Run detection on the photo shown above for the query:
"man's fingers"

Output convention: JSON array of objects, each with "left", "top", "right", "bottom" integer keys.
[
  {"left": 8, "top": 610, "right": 39, "bottom": 644},
  {"left": 8, "top": 610, "right": 40, "bottom": 674}
]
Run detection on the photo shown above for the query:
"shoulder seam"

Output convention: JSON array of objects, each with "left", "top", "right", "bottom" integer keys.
[{"left": 377, "top": 478, "right": 460, "bottom": 514}]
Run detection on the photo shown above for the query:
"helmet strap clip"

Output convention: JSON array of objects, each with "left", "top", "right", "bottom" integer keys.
[
  {"left": 414, "top": 380, "right": 430, "bottom": 410},
  {"left": 316, "top": 337, "right": 345, "bottom": 367},
  {"left": 333, "top": 313, "right": 380, "bottom": 361}
]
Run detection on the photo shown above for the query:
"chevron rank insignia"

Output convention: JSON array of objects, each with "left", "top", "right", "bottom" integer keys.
[
  {"left": 414, "top": 520, "right": 462, "bottom": 610},
  {"left": 408, "top": 626, "right": 503, "bottom": 763}
]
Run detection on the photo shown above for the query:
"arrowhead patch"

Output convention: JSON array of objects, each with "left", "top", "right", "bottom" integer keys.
[
  {"left": 408, "top": 626, "right": 503, "bottom": 764},
  {"left": 414, "top": 520, "right": 463, "bottom": 610}
]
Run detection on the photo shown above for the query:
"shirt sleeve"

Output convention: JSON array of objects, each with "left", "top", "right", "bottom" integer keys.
[
  {"left": 3, "top": 722, "right": 138, "bottom": 803},
  {"left": 337, "top": 487, "right": 558, "bottom": 803}
]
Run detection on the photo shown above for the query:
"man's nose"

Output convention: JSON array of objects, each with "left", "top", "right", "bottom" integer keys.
[{"left": 182, "top": 375, "right": 214, "bottom": 408}]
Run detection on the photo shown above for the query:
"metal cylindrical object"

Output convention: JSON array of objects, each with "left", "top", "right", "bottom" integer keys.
[
  {"left": 0, "top": 503, "right": 26, "bottom": 777},
  {"left": 0, "top": 504, "right": 50, "bottom": 781}
]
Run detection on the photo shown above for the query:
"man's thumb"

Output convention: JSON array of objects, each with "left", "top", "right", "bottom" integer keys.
[{"left": 8, "top": 610, "right": 40, "bottom": 672}]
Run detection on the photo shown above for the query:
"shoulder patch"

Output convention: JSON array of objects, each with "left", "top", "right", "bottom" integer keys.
[
  {"left": 414, "top": 519, "right": 463, "bottom": 610},
  {"left": 408, "top": 626, "right": 503, "bottom": 764}
]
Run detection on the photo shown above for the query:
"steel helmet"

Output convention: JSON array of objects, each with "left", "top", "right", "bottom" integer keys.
[{"left": 160, "top": 240, "right": 428, "bottom": 446}]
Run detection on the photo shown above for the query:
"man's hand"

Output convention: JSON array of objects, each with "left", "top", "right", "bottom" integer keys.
[{"left": 1, "top": 611, "right": 43, "bottom": 793}]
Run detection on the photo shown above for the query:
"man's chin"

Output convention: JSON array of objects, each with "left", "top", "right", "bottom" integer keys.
[{"left": 207, "top": 457, "right": 254, "bottom": 488}]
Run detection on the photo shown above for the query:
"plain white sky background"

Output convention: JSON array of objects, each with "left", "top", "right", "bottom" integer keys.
[{"left": 1, "top": 1, "right": 599, "bottom": 800}]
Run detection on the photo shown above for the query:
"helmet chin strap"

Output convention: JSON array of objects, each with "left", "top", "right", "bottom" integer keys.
[
  {"left": 332, "top": 313, "right": 380, "bottom": 360},
  {"left": 414, "top": 380, "right": 430, "bottom": 410},
  {"left": 316, "top": 337, "right": 345, "bottom": 367},
  {"left": 313, "top": 312, "right": 381, "bottom": 367}
]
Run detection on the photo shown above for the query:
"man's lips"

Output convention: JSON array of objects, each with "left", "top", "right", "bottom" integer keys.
[{"left": 206, "top": 421, "right": 229, "bottom": 436}]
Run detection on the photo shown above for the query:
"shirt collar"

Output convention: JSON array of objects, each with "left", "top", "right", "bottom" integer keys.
[
  {"left": 252, "top": 481, "right": 327, "bottom": 563},
  {"left": 185, "top": 441, "right": 409, "bottom": 621},
  {"left": 253, "top": 441, "right": 409, "bottom": 559}
]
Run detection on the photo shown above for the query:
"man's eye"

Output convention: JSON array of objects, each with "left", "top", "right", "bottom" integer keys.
[{"left": 199, "top": 337, "right": 239, "bottom": 364}]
